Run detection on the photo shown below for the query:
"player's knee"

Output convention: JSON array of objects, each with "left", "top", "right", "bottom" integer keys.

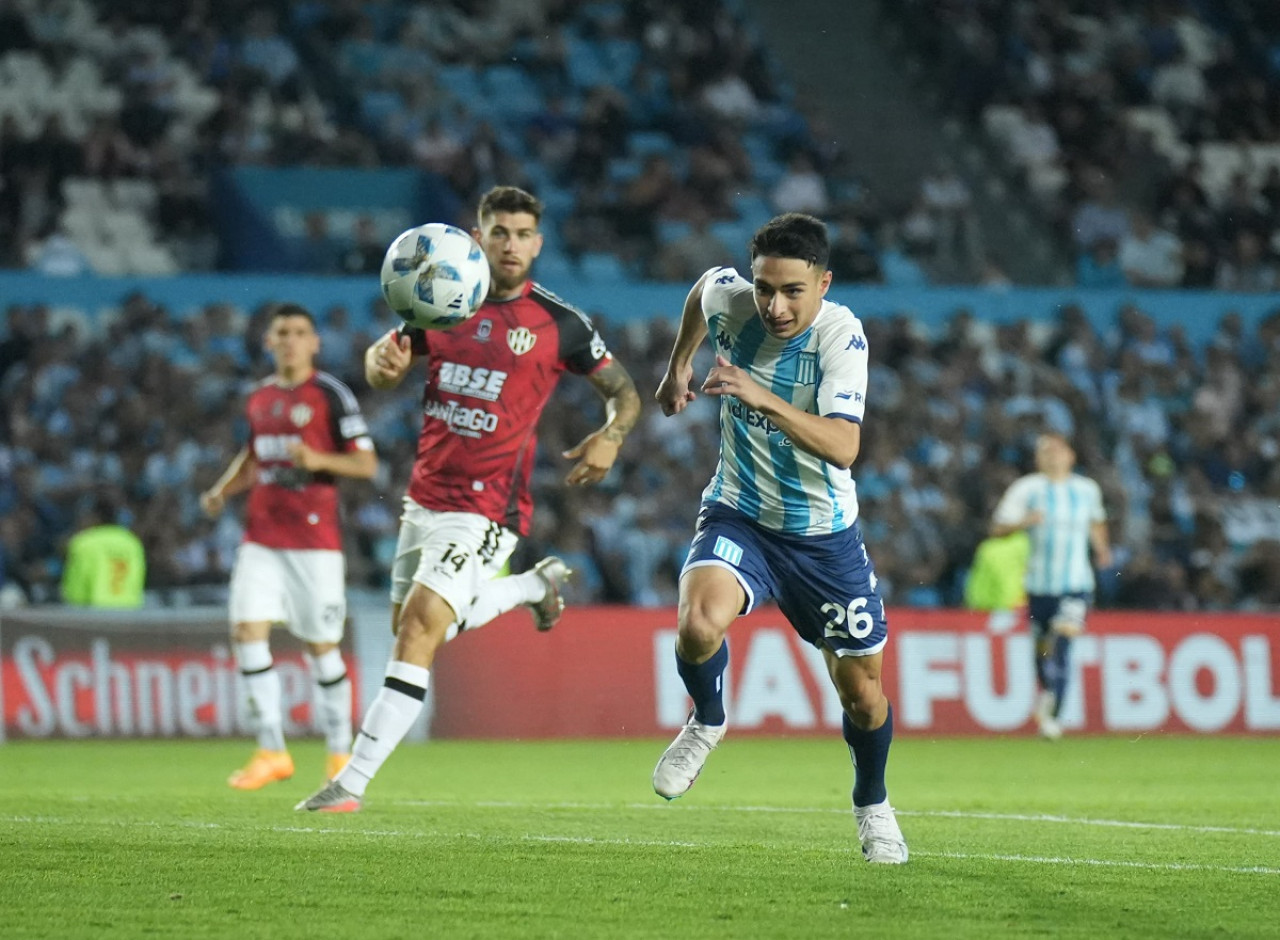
[
  {"left": 676, "top": 607, "right": 730, "bottom": 660},
  {"left": 836, "top": 676, "right": 885, "bottom": 727},
  {"left": 231, "top": 621, "right": 270, "bottom": 644},
  {"left": 393, "top": 592, "right": 453, "bottom": 660}
]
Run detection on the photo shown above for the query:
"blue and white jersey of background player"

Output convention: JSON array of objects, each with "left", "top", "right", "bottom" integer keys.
[
  {"left": 700, "top": 266, "right": 867, "bottom": 536},
  {"left": 992, "top": 472, "right": 1106, "bottom": 596}
]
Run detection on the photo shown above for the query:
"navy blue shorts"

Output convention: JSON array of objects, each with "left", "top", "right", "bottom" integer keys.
[
  {"left": 682, "top": 503, "right": 888, "bottom": 657},
  {"left": 1027, "top": 593, "right": 1091, "bottom": 639}
]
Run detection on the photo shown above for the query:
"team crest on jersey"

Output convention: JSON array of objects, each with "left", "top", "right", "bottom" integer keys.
[
  {"left": 475, "top": 318, "right": 492, "bottom": 342},
  {"left": 289, "top": 403, "right": 313, "bottom": 427},
  {"left": 796, "top": 352, "right": 817, "bottom": 385},
  {"left": 507, "top": 326, "right": 537, "bottom": 355}
]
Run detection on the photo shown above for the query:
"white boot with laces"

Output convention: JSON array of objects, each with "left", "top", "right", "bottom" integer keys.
[
  {"left": 855, "top": 799, "right": 908, "bottom": 864},
  {"left": 652, "top": 713, "right": 725, "bottom": 800}
]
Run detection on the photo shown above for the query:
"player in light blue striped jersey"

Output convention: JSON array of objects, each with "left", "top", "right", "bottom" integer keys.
[
  {"left": 991, "top": 433, "right": 1112, "bottom": 739},
  {"left": 652, "top": 213, "right": 907, "bottom": 864}
]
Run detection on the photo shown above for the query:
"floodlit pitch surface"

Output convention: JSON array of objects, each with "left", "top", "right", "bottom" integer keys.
[{"left": 2, "top": 736, "right": 1276, "bottom": 939}]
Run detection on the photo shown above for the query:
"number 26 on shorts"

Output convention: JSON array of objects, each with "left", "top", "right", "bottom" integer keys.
[{"left": 822, "top": 597, "right": 875, "bottom": 640}]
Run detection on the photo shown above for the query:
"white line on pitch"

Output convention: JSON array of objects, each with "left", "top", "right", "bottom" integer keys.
[
  {"left": 5, "top": 815, "right": 1279, "bottom": 875},
  {"left": 393, "top": 799, "right": 1280, "bottom": 838}
]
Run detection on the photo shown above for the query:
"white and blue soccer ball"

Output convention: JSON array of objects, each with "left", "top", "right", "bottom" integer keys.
[{"left": 380, "top": 223, "right": 491, "bottom": 330}]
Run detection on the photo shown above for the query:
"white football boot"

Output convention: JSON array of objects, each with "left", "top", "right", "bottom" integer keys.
[
  {"left": 855, "top": 799, "right": 909, "bottom": 864},
  {"left": 1034, "top": 690, "right": 1062, "bottom": 740},
  {"left": 528, "top": 556, "right": 573, "bottom": 632},
  {"left": 652, "top": 713, "right": 726, "bottom": 799}
]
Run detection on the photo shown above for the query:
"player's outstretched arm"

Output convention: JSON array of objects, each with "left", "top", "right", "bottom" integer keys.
[
  {"left": 656, "top": 271, "right": 711, "bottom": 416},
  {"left": 365, "top": 331, "right": 414, "bottom": 390},
  {"left": 200, "top": 447, "right": 256, "bottom": 517},
  {"left": 287, "top": 442, "right": 378, "bottom": 480},
  {"left": 564, "top": 359, "right": 642, "bottom": 487}
]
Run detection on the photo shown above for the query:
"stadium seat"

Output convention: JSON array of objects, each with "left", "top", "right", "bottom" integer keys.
[
  {"left": 577, "top": 252, "right": 630, "bottom": 284},
  {"left": 656, "top": 220, "right": 692, "bottom": 244},
  {"left": 608, "top": 156, "right": 644, "bottom": 184},
  {"left": 110, "top": 179, "right": 159, "bottom": 213},
  {"left": 565, "top": 38, "right": 607, "bottom": 89},
  {"left": 628, "top": 131, "right": 674, "bottom": 158},
  {"left": 533, "top": 251, "right": 575, "bottom": 287},
  {"left": 732, "top": 193, "right": 772, "bottom": 229},
  {"left": 880, "top": 248, "right": 928, "bottom": 286}
]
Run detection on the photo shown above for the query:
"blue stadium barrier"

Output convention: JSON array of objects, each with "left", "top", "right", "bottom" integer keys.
[{"left": 0, "top": 272, "right": 1274, "bottom": 346}]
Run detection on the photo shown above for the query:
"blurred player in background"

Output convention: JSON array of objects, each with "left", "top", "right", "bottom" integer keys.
[
  {"left": 298, "top": 185, "right": 641, "bottom": 813},
  {"left": 200, "top": 303, "right": 378, "bottom": 789},
  {"left": 991, "top": 433, "right": 1111, "bottom": 739},
  {"left": 651, "top": 213, "right": 908, "bottom": 864}
]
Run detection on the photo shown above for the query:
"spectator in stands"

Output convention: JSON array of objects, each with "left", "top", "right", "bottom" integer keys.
[
  {"left": 295, "top": 211, "right": 341, "bottom": 274},
  {"left": 1119, "top": 210, "right": 1183, "bottom": 287},
  {"left": 827, "top": 218, "right": 884, "bottom": 284},
  {"left": 1150, "top": 48, "right": 1209, "bottom": 130},
  {"left": 1008, "top": 102, "right": 1061, "bottom": 173},
  {"left": 1180, "top": 237, "right": 1217, "bottom": 288},
  {"left": 24, "top": 221, "right": 90, "bottom": 277},
  {"left": 771, "top": 153, "right": 829, "bottom": 215},
  {"left": 1216, "top": 231, "right": 1278, "bottom": 293},
  {"left": 651, "top": 207, "right": 732, "bottom": 282},
  {"left": 238, "top": 10, "right": 300, "bottom": 89},
  {"left": 1070, "top": 169, "right": 1129, "bottom": 252},
  {"left": 1076, "top": 237, "right": 1125, "bottom": 288},
  {"left": 340, "top": 215, "right": 386, "bottom": 276}
]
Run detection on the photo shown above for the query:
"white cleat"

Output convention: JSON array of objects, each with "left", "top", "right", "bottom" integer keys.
[
  {"left": 855, "top": 800, "right": 909, "bottom": 864},
  {"left": 652, "top": 714, "right": 726, "bottom": 800},
  {"left": 529, "top": 556, "right": 573, "bottom": 632},
  {"left": 1034, "top": 690, "right": 1062, "bottom": 740}
]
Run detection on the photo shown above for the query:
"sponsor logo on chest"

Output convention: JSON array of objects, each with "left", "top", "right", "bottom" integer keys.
[{"left": 437, "top": 361, "right": 509, "bottom": 401}]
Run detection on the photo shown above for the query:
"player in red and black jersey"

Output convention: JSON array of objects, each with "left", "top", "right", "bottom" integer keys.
[
  {"left": 299, "top": 186, "right": 641, "bottom": 813},
  {"left": 200, "top": 304, "right": 377, "bottom": 792}
]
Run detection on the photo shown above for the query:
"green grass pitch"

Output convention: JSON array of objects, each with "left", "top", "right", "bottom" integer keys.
[{"left": 2, "top": 735, "right": 1277, "bottom": 939}]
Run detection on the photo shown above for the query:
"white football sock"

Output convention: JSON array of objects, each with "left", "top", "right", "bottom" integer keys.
[
  {"left": 235, "top": 640, "right": 285, "bottom": 753},
  {"left": 458, "top": 571, "right": 544, "bottom": 633},
  {"left": 337, "top": 661, "right": 429, "bottom": 797},
  {"left": 305, "top": 649, "right": 352, "bottom": 755}
]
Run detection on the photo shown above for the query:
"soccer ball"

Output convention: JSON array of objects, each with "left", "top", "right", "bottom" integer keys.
[{"left": 380, "top": 223, "right": 491, "bottom": 330}]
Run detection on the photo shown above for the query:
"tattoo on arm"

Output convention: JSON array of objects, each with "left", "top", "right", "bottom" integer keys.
[{"left": 588, "top": 360, "right": 642, "bottom": 443}]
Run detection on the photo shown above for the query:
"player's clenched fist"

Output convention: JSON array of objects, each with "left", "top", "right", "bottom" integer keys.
[
  {"left": 367, "top": 332, "right": 412, "bottom": 388},
  {"left": 199, "top": 489, "right": 224, "bottom": 518}
]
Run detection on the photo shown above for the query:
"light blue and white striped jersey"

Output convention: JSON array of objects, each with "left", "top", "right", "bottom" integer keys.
[
  {"left": 699, "top": 266, "right": 868, "bottom": 536},
  {"left": 993, "top": 472, "right": 1106, "bottom": 595}
]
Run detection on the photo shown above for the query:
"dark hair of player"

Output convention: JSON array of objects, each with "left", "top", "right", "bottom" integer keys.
[
  {"left": 478, "top": 186, "right": 543, "bottom": 224},
  {"left": 268, "top": 302, "right": 317, "bottom": 327},
  {"left": 749, "top": 213, "right": 830, "bottom": 270}
]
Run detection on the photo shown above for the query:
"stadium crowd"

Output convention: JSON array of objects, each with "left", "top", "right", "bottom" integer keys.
[
  {"left": 0, "top": 0, "right": 962, "bottom": 286},
  {"left": 2, "top": 0, "right": 1280, "bottom": 614},
  {"left": 2, "top": 290, "right": 1279, "bottom": 613},
  {"left": 884, "top": 0, "right": 1280, "bottom": 289}
]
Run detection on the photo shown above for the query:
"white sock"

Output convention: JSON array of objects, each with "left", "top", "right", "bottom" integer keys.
[
  {"left": 337, "top": 661, "right": 429, "bottom": 797},
  {"left": 459, "top": 571, "right": 544, "bottom": 632},
  {"left": 305, "top": 649, "right": 352, "bottom": 755},
  {"left": 235, "top": 640, "right": 285, "bottom": 752}
]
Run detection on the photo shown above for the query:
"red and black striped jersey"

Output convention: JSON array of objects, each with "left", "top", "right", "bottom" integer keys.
[
  {"left": 398, "top": 280, "right": 611, "bottom": 535},
  {"left": 243, "top": 371, "right": 373, "bottom": 550}
]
